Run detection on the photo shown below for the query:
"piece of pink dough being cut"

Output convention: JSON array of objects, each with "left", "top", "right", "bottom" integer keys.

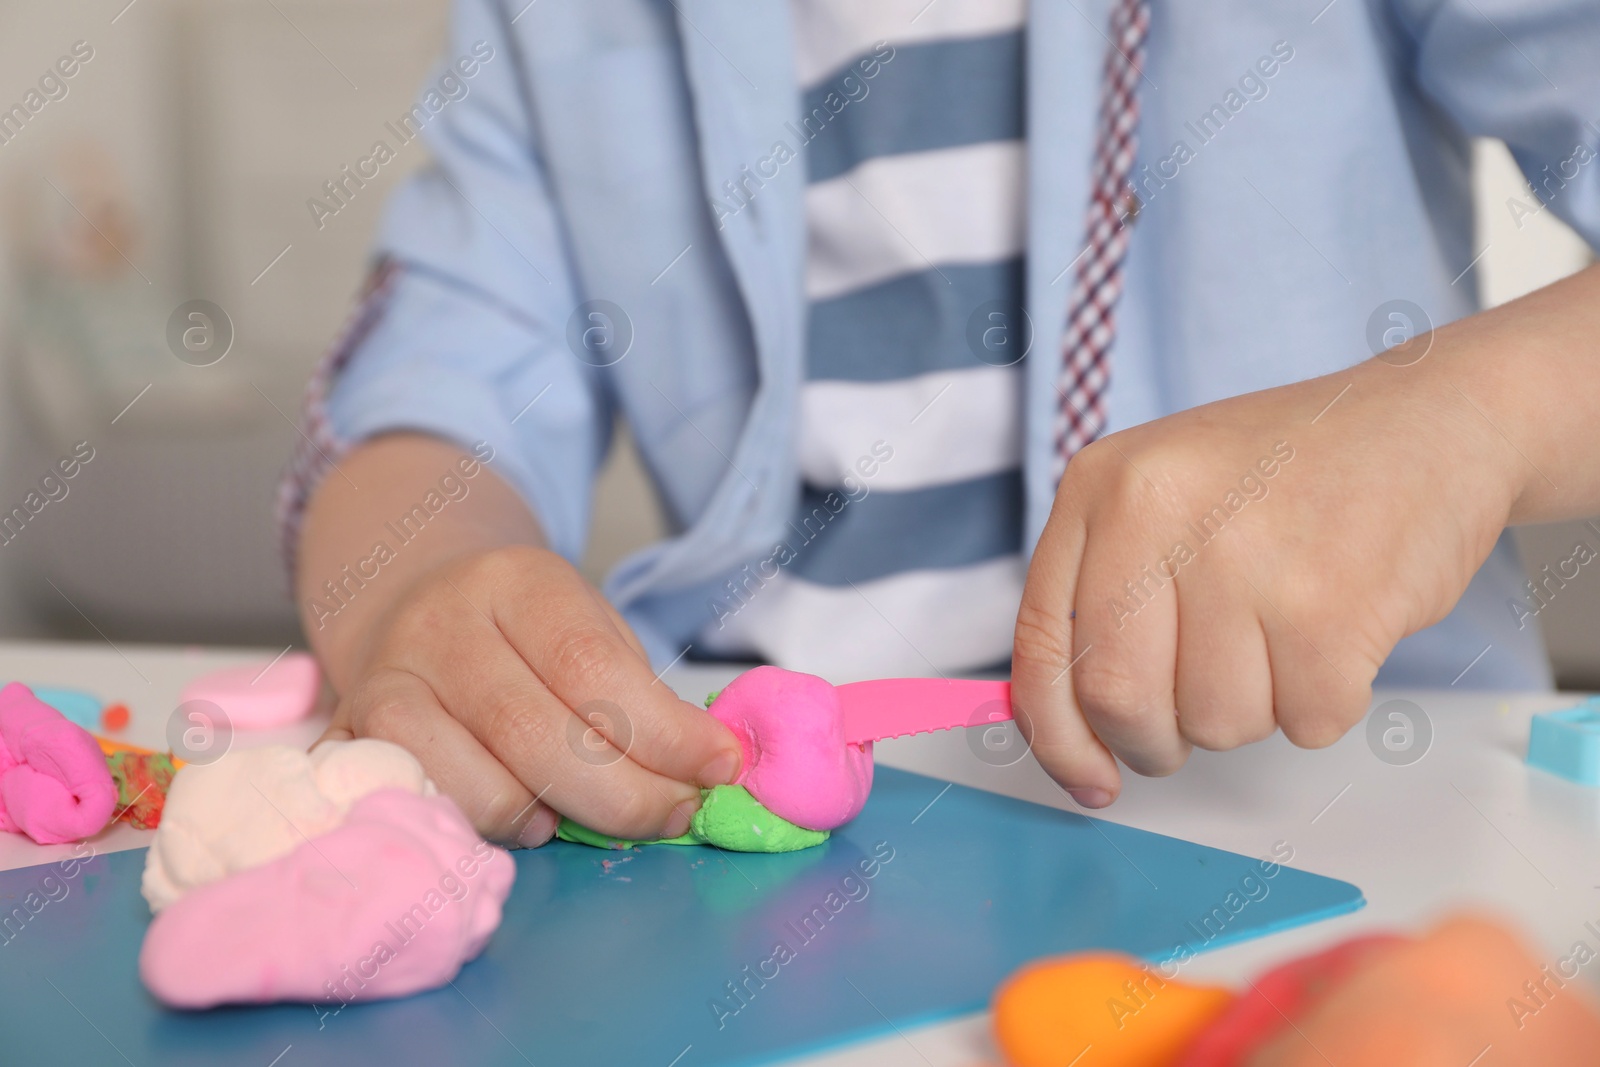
[
  {"left": 0, "top": 682, "right": 117, "bottom": 844},
  {"left": 177, "top": 652, "right": 321, "bottom": 730},
  {"left": 707, "top": 666, "right": 874, "bottom": 832},
  {"left": 140, "top": 788, "right": 514, "bottom": 1009}
]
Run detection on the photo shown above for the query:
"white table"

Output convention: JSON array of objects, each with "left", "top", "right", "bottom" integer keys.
[{"left": 0, "top": 639, "right": 1593, "bottom": 1066}]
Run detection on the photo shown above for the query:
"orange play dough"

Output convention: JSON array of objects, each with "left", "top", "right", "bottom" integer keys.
[
  {"left": 994, "top": 954, "right": 1234, "bottom": 1067},
  {"left": 101, "top": 702, "right": 130, "bottom": 731}
]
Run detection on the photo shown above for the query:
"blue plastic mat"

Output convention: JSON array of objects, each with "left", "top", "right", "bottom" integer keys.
[{"left": 0, "top": 767, "right": 1362, "bottom": 1066}]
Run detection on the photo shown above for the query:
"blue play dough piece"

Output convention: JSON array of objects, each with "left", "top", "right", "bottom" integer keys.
[
  {"left": 0, "top": 766, "right": 1364, "bottom": 1067},
  {"left": 1528, "top": 699, "right": 1600, "bottom": 786},
  {"left": 29, "top": 686, "right": 103, "bottom": 731}
]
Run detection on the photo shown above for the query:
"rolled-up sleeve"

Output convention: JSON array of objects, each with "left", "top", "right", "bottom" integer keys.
[
  {"left": 1398, "top": 0, "right": 1600, "bottom": 246},
  {"left": 277, "top": 0, "right": 609, "bottom": 574}
]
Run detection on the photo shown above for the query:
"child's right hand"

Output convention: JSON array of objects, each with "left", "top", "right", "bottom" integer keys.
[
  {"left": 296, "top": 433, "right": 741, "bottom": 849},
  {"left": 319, "top": 545, "right": 742, "bottom": 847}
]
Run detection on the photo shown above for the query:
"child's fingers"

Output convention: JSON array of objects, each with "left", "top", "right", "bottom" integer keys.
[
  {"left": 487, "top": 558, "right": 743, "bottom": 790},
  {"left": 1261, "top": 637, "right": 1375, "bottom": 751},
  {"left": 414, "top": 620, "right": 707, "bottom": 841},
  {"left": 1069, "top": 508, "right": 1189, "bottom": 778},
  {"left": 1252, "top": 587, "right": 1375, "bottom": 750},
  {"left": 1173, "top": 564, "right": 1275, "bottom": 751},
  {"left": 339, "top": 665, "right": 558, "bottom": 846},
  {"left": 313, "top": 721, "right": 355, "bottom": 746},
  {"left": 584, "top": 583, "right": 653, "bottom": 663},
  {"left": 1012, "top": 485, "right": 1122, "bottom": 808}
]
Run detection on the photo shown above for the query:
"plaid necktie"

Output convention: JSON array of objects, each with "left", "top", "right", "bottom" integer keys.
[{"left": 1054, "top": 0, "right": 1151, "bottom": 478}]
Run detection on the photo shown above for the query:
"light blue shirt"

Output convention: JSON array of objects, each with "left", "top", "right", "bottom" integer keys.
[{"left": 305, "top": 0, "right": 1600, "bottom": 688}]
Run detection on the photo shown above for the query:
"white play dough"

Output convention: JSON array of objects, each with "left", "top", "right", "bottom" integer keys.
[
  {"left": 141, "top": 739, "right": 435, "bottom": 912},
  {"left": 310, "top": 737, "right": 437, "bottom": 810}
]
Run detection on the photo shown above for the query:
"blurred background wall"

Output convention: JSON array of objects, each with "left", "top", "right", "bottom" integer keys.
[{"left": 0, "top": 0, "right": 1592, "bottom": 684}]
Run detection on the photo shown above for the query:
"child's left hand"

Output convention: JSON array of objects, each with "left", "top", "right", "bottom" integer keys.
[{"left": 1010, "top": 336, "right": 1533, "bottom": 807}]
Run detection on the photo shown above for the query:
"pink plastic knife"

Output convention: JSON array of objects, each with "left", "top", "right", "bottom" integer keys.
[{"left": 836, "top": 678, "right": 1013, "bottom": 745}]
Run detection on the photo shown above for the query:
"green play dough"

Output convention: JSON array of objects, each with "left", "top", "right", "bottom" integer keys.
[
  {"left": 691, "top": 783, "right": 829, "bottom": 851},
  {"left": 555, "top": 785, "right": 828, "bottom": 853},
  {"left": 553, "top": 820, "right": 698, "bottom": 850}
]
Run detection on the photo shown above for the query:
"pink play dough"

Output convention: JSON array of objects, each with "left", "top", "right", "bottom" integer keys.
[
  {"left": 0, "top": 682, "right": 117, "bottom": 844},
  {"left": 143, "top": 739, "right": 437, "bottom": 912},
  {"left": 707, "top": 666, "right": 873, "bottom": 832},
  {"left": 140, "top": 788, "right": 514, "bottom": 1008},
  {"left": 177, "top": 652, "right": 321, "bottom": 730}
]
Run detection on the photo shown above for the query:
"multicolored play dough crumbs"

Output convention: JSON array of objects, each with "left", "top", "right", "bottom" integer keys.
[{"left": 106, "top": 750, "right": 178, "bottom": 829}]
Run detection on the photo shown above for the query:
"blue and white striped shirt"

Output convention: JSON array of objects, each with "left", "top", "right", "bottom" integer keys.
[{"left": 700, "top": 1, "right": 1031, "bottom": 677}]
